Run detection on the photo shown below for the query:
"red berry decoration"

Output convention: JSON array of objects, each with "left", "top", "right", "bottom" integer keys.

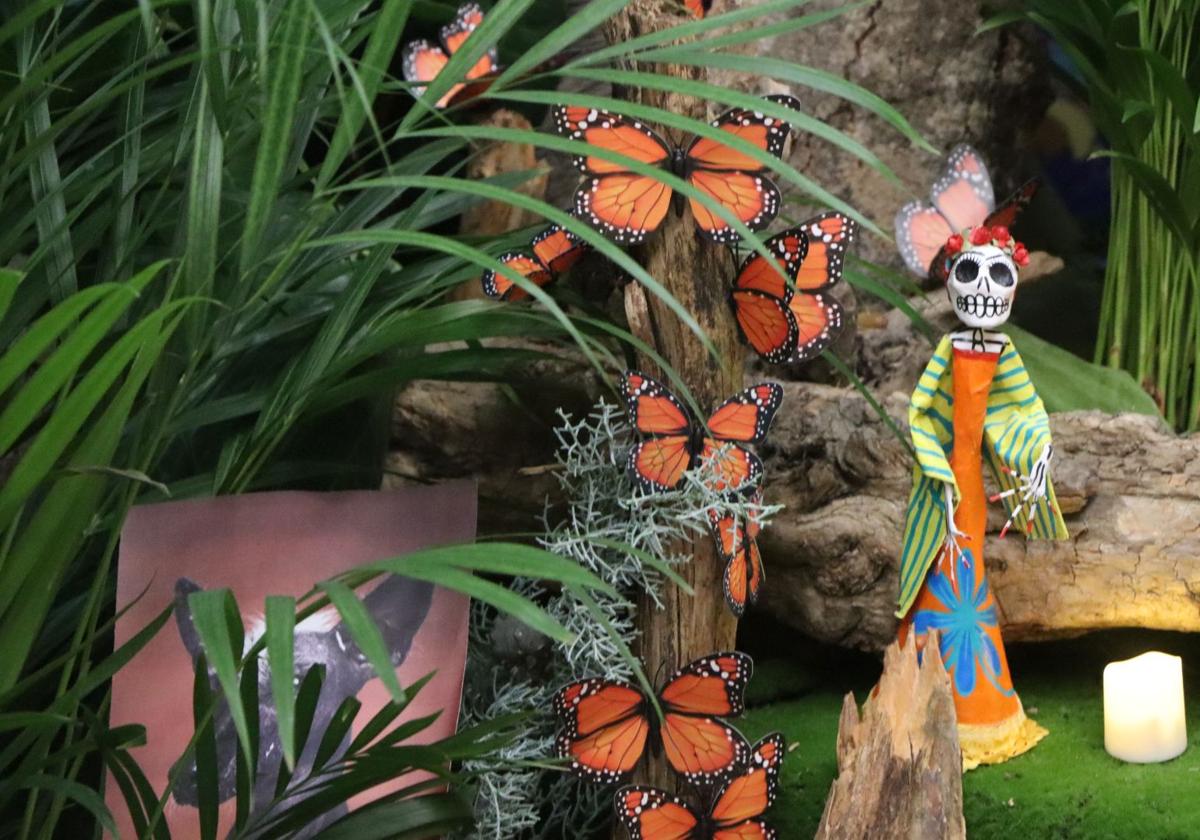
[
  {"left": 945, "top": 233, "right": 963, "bottom": 255},
  {"left": 1013, "top": 244, "right": 1030, "bottom": 267},
  {"left": 992, "top": 225, "right": 1011, "bottom": 244},
  {"left": 970, "top": 226, "right": 991, "bottom": 246}
]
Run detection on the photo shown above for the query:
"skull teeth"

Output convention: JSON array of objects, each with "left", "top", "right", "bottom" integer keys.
[{"left": 955, "top": 294, "right": 1010, "bottom": 318}]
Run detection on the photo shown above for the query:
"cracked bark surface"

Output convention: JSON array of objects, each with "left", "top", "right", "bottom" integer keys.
[{"left": 815, "top": 633, "right": 965, "bottom": 840}]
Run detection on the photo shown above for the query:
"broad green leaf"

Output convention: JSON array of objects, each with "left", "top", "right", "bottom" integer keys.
[
  {"left": 187, "top": 589, "right": 255, "bottom": 785},
  {"left": 1007, "top": 324, "right": 1163, "bottom": 416},
  {"left": 265, "top": 595, "right": 297, "bottom": 771}
]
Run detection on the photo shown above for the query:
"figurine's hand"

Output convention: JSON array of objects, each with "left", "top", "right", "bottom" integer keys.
[
  {"left": 941, "top": 483, "right": 969, "bottom": 585},
  {"left": 991, "top": 444, "right": 1055, "bottom": 538}
]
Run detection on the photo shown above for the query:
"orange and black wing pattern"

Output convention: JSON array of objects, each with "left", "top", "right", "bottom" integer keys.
[
  {"left": 614, "top": 786, "right": 701, "bottom": 840},
  {"left": 554, "top": 678, "right": 650, "bottom": 783},
  {"left": 554, "top": 106, "right": 674, "bottom": 245},
  {"left": 795, "top": 212, "right": 856, "bottom": 292},
  {"left": 480, "top": 252, "right": 551, "bottom": 301},
  {"left": 698, "top": 383, "right": 781, "bottom": 494},
  {"left": 730, "top": 226, "right": 808, "bottom": 364},
  {"left": 532, "top": 224, "right": 589, "bottom": 275},
  {"left": 401, "top": 3, "right": 499, "bottom": 109},
  {"left": 657, "top": 652, "right": 754, "bottom": 785},
  {"left": 708, "top": 507, "right": 764, "bottom": 618},
  {"left": 706, "top": 383, "right": 783, "bottom": 445},
  {"left": 684, "top": 0, "right": 713, "bottom": 18},
  {"left": 708, "top": 733, "right": 785, "bottom": 840},
  {"left": 684, "top": 95, "right": 799, "bottom": 242},
  {"left": 481, "top": 224, "right": 589, "bottom": 301},
  {"left": 622, "top": 370, "right": 696, "bottom": 493}
]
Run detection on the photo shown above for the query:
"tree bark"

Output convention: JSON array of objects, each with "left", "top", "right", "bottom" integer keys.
[
  {"left": 601, "top": 0, "right": 743, "bottom": 793},
  {"left": 815, "top": 633, "right": 966, "bottom": 840}
]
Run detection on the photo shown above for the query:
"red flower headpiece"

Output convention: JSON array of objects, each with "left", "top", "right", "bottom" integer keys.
[{"left": 945, "top": 224, "right": 1029, "bottom": 268}]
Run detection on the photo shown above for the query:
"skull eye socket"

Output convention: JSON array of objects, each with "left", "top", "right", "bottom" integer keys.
[
  {"left": 954, "top": 258, "right": 980, "bottom": 283},
  {"left": 989, "top": 261, "right": 1015, "bottom": 287}
]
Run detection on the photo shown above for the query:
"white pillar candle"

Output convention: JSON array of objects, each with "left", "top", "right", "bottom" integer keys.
[{"left": 1103, "top": 651, "right": 1187, "bottom": 763}]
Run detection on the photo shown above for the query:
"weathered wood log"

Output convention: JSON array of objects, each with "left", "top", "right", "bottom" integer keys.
[
  {"left": 600, "top": 0, "right": 743, "bottom": 795},
  {"left": 815, "top": 633, "right": 965, "bottom": 840}
]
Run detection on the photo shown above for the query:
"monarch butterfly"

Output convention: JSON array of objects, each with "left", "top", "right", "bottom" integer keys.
[
  {"left": 685, "top": 0, "right": 713, "bottom": 17},
  {"left": 622, "top": 370, "right": 782, "bottom": 496},
  {"left": 614, "top": 732, "right": 785, "bottom": 840},
  {"left": 708, "top": 498, "right": 764, "bottom": 618},
  {"left": 554, "top": 652, "right": 753, "bottom": 785},
  {"left": 729, "top": 212, "right": 856, "bottom": 365},
  {"left": 894, "top": 144, "right": 1040, "bottom": 281},
  {"left": 553, "top": 95, "right": 800, "bottom": 244},
  {"left": 401, "top": 3, "right": 499, "bottom": 109},
  {"left": 481, "top": 224, "right": 590, "bottom": 301}
]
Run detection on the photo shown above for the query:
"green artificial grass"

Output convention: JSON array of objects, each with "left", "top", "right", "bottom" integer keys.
[{"left": 739, "top": 628, "right": 1200, "bottom": 839}]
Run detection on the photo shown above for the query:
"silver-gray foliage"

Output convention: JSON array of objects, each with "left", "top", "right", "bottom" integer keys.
[{"left": 459, "top": 401, "right": 778, "bottom": 838}]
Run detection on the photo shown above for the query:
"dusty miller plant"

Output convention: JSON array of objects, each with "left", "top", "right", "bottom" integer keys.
[{"left": 459, "top": 400, "right": 779, "bottom": 838}]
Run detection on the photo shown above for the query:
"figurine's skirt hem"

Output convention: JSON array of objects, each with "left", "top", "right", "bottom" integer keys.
[{"left": 959, "top": 701, "right": 1047, "bottom": 771}]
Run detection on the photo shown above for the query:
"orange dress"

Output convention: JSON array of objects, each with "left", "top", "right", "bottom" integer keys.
[{"left": 898, "top": 347, "right": 1046, "bottom": 769}]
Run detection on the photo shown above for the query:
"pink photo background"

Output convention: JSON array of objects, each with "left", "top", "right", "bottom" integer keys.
[{"left": 107, "top": 482, "right": 476, "bottom": 839}]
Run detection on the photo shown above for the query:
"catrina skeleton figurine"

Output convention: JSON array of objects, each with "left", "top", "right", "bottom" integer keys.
[{"left": 895, "top": 219, "right": 1069, "bottom": 770}]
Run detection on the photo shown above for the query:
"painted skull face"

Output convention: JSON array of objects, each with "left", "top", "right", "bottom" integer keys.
[{"left": 946, "top": 244, "right": 1017, "bottom": 328}]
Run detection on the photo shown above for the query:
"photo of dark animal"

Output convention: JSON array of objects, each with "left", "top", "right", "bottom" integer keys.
[{"left": 169, "top": 575, "right": 434, "bottom": 838}]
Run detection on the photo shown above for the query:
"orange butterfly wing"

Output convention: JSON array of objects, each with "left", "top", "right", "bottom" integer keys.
[
  {"left": 733, "top": 226, "right": 808, "bottom": 300},
  {"left": 580, "top": 173, "right": 674, "bottom": 245},
  {"left": 685, "top": 95, "right": 796, "bottom": 242},
  {"left": 929, "top": 178, "right": 1040, "bottom": 283},
  {"left": 932, "top": 144, "right": 995, "bottom": 231},
  {"left": 787, "top": 292, "right": 843, "bottom": 362},
  {"left": 894, "top": 202, "right": 954, "bottom": 277},
  {"left": 712, "top": 823, "right": 776, "bottom": 840},
  {"left": 532, "top": 224, "right": 588, "bottom": 275},
  {"left": 687, "top": 96, "right": 798, "bottom": 172},
  {"left": 481, "top": 252, "right": 552, "bottom": 301},
  {"left": 660, "top": 713, "right": 750, "bottom": 786},
  {"left": 796, "top": 212, "right": 857, "bottom": 292},
  {"left": 659, "top": 652, "right": 753, "bottom": 717},
  {"left": 614, "top": 787, "right": 700, "bottom": 840},
  {"left": 687, "top": 170, "right": 779, "bottom": 244},
  {"left": 401, "top": 41, "right": 459, "bottom": 107},
  {"left": 706, "top": 383, "right": 783, "bottom": 445},
  {"left": 710, "top": 733, "right": 784, "bottom": 827},
  {"left": 554, "top": 106, "right": 672, "bottom": 175},
  {"left": 730, "top": 290, "right": 796, "bottom": 366},
  {"left": 440, "top": 2, "right": 499, "bottom": 86},
  {"left": 684, "top": 0, "right": 712, "bottom": 18},
  {"left": 708, "top": 511, "right": 762, "bottom": 617},
  {"left": 629, "top": 437, "right": 693, "bottom": 493},
  {"left": 698, "top": 441, "right": 762, "bottom": 495},
  {"left": 623, "top": 370, "right": 691, "bottom": 435},
  {"left": 554, "top": 679, "right": 650, "bottom": 782}
]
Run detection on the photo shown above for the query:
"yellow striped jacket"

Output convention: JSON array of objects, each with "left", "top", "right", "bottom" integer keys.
[{"left": 896, "top": 333, "right": 1069, "bottom": 617}]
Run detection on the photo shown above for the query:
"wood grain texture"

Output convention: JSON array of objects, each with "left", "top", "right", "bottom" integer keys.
[
  {"left": 602, "top": 0, "right": 743, "bottom": 794},
  {"left": 815, "top": 633, "right": 965, "bottom": 840}
]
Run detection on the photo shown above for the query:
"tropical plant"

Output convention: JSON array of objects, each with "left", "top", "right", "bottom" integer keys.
[
  {"left": 0, "top": 0, "right": 929, "bottom": 836},
  {"left": 986, "top": 0, "right": 1200, "bottom": 430}
]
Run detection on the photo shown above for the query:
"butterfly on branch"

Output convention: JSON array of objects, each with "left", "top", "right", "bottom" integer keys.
[
  {"left": 552, "top": 96, "right": 801, "bottom": 245},
  {"left": 613, "top": 732, "right": 786, "bottom": 839},
  {"left": 729, "top": 212, "right": 857, "bottom": 365},
  {"left": 481, "top": 223, "right": 590, "bottom": 301},
  {"left": 402, "top": 3, "right": 499, "bottom": 109},
  {"left": 553, "top": 652, "right": 754, "bottom": 785},
  {"left": 621, "top": 370, "right": 782, "bottom": 497}
]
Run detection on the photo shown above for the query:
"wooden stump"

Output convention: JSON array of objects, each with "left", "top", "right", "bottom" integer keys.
[
  {"left": 601, "top": 0, "right": 744, "bottom": 793},
  {"left": 815, "top": 634, "right": 965, "bottom": 840}
]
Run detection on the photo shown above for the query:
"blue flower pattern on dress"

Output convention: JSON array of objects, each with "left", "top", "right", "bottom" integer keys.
[{"left": 913, "top": 548, "right": 1013, "bottom": 697}]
